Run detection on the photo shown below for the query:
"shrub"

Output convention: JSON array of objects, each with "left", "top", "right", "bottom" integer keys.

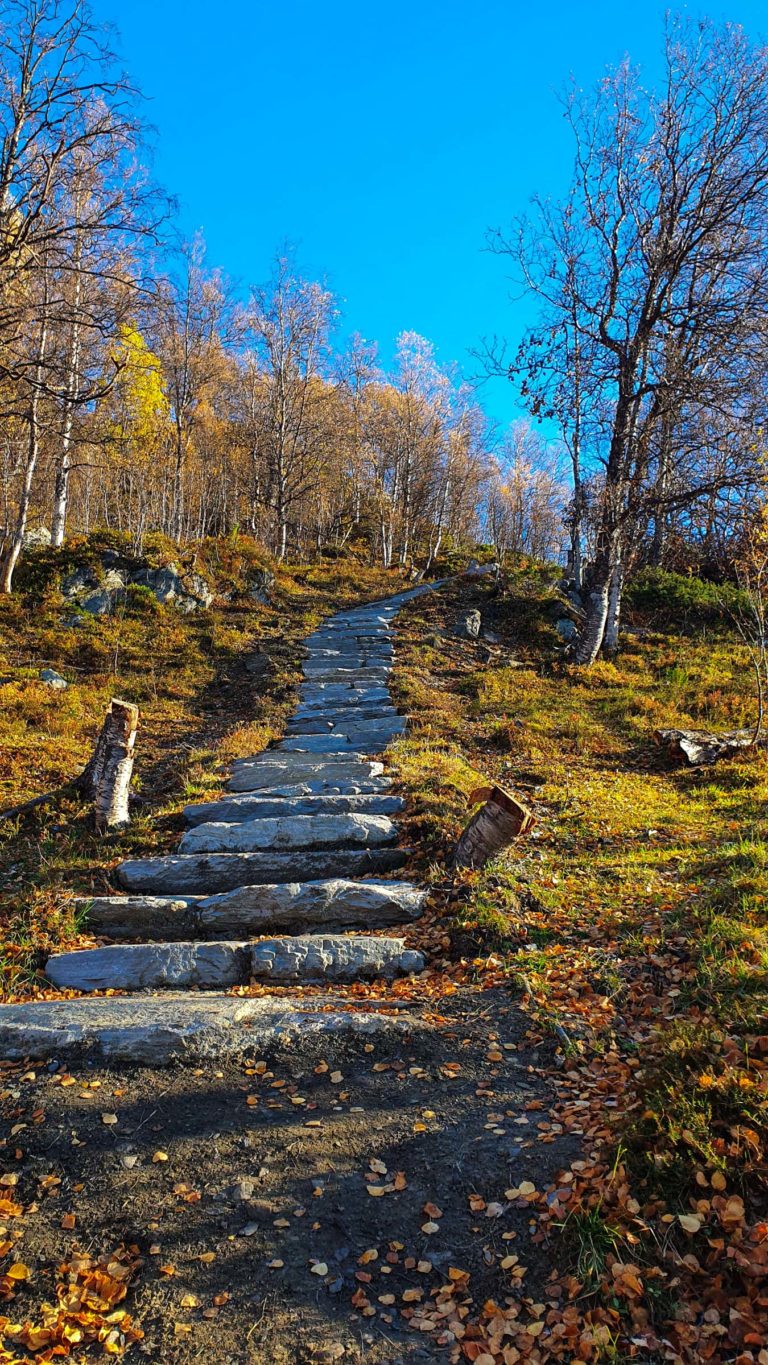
[{"left": 625, "top": 567, "right": 748, "bottom": 629}]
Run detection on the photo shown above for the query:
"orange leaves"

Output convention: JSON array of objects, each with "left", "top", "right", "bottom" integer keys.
[
  {"left": 365, "top": 1157, "right": 407, "bottom": 1197},
  {"left": 610, "top": 1261, "right": 644, "bottom": 1299},
  {"left": 0, "top": 1245, "right": 142, "bottom": 1358}
]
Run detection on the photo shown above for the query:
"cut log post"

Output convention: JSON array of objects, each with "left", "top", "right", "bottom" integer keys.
[
  {"left": 76, "top": 698, "right": 139, "bottom": 829},
  {"left": 451, "top": 784, "right": 534, "bottom": 872},
  {"left": 0, "top": 697, "right": 139, "bottom": 826}
]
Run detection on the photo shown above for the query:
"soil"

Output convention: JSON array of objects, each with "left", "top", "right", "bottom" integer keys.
[{"left": 0, "top": 989, "right": 581, "bottom": 1364}]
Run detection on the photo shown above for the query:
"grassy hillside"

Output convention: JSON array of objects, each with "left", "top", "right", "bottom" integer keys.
[
  {"left": 388, "top": 565, "right": 767, "bottom": 1358},
  {"left": 0, "top": 533, "right": 411, "bottom": 997}
]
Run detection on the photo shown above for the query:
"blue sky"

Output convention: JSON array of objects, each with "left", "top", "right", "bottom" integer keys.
[{"left": 97, "top": 0, "right": 766, "bottom": 430}]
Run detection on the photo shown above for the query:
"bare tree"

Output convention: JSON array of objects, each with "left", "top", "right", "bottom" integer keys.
[
  {"left": 154, "top": 235, "right": 236, "bottom": 541},
  {"left": 493, "top": 17, "right": 768, "bottom": 662},
  {"left": 246, "top": 252, "right": 337, "bottom": 561}
]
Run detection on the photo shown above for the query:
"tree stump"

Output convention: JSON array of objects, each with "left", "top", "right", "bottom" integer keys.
[
  {"left": 452, "top": 784, "right": 534, "bottom": 871},
  {"left": 77, "top": 698, "right": 139, "bottom": 829}
]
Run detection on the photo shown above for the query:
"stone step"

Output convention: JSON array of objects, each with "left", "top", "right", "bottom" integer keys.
[
  {"left": 279, "top": 722, "right": 405, "bottom": 753},
  {"left": 178, "top": 812, "right": 398, "bottom": 854},
  {"left": 116, "top": 846, "right": 410, "bottom": 894},
  {"left": 183, "top": 793, "right": 405, "bottom": 825},
  {"left": 0, "top": 993, "right": 419, "bottom": 1065},
  {"left": 79, "top": 878, "right": 426, "bottom": 940},
  {"left": 230, "top": 749, "right": 375, "bottom": 767},
  {"left": 285, "top": 711, "right": 397, "bottom": 734},
  {"left": 198, "top": 878, "right": 426, "bottom": 935},
  {"left": 226, "top": 778, "right": 392, "bottom": 798},
  {"left": 79, "top": 895, "right": 200, "bottom": 940},
  {"left": 276, "top": 732, "right": 396, "bottom": 753},
  {"left": 251, "top": 935, "right": 424, "bottom": 982},
  {"left": 302, "top": 658, "right": 391, "bottom": 672},
  {"left": 298, "top": 686, "right": 390, "bottom": 704},
  {"left": 45, "top": 934, "right": 423, "bottom": 992},
  {"left": 46, "top": 941, "right": 251, "bottom": 991},
  {"left": 229, "top": 759, "right": 384, "bottom": 793},
  {"left": 304, "top": 649, "right": 393, "bottom": 662},
  {"left": 300, "top": 670, "right": 391, "bottom": 685},
  {"left": 295, "top": 690, "right": 392, "bottom": 710}
]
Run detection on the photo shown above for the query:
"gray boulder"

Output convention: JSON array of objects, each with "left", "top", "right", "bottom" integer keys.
[
  {"left": 248, "top": 568, "right": 275, "bottom": 605},
  {"left": 555, "top": 618, "right": 579, "bottom": 643},
  {"left": 39, "top": 668, "right": 67, "bottom": 690},
  {"left": 133, "top": 563, "right": 212, "bottom": 611},
  {"left": 23, "top": 527, "right": 52, "bottom": 549},
  {"left": 62, "top": 566, "right": 98, "bottom": 598},
  {"left": 81, "top": 588, "right": 117, "bottom": 616},
  {"left": 61, "top": 565, "right": 126, "bottom": 616},
  {"left": 455, "top": 609, "right": 482, "bottom": 639}
]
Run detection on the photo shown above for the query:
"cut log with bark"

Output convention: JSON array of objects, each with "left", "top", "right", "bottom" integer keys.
[
  {"left": 0, "top": 697, "right": 139, "bottom": 826},
  {"left": 452, "top": 784, "right": 535, "bottom": 871},
  {"left": 655, "top": 727, "right": 764, "bottom": 767},
  {"left": 77, "top": 698, "right": 139, "bottom": 829}
]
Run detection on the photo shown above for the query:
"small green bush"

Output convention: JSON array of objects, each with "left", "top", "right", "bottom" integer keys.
[
  {"left": 625, "top": 568, "right": 748, "bottom": 629},
  {"left": 123, "top": 583, "right": 161, "bottom": 615}
]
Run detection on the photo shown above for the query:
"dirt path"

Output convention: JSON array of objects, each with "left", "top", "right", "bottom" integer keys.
[{"left": 1, "top": 990, "right": 576, "bottom": 1363}]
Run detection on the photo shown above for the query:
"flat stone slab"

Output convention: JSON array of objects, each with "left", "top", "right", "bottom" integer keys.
[
  {"left": 298, "top": 687, "right": 390, "bottom": 706},
  {"left": 0, "top": 994, "right": 420, "bottom": 1065},
  {"left": 231, "top": 750, "right": 374, "bottom": 767},
  {"left": 291, "top": 705, "right": 397, "bottom": 722},
  {"left": 46, "top": 941, "right": 251, "bottom": 991},
  {"left": 178, "top": 812, "right": 398, "bottom": 854},
  {"left": 224, "top": 778, "right": 392, "bottom": 798},
  {"left": 46, "top": 932, "right": 424, "bottom": 991},
  {"left": 76, "top": 895, "right": 201, "bottom": 941},
  {"left": 251, "top": 935, "right": 424, "bottom": 982},
  {"left": 229, "top": 760, "right": 383, "bottom": 792},
  {"left": 80, "top": 877, "right": 426, "bottom": 940},
  {"left": 116, "top": 847, "right": 409, "bottom": 894},
  {"left": 301, "top": 662, "right": 391, "bottom": 676},
  {"left": 284, "top": 712, "right": 396, "bottom": 734},
  {"left": 184, "top": 793, "right": 404, "bottom": 825},
  {"left": 198, "top": 878, "right": 426, "bottom": 935},
  {"left": 276, "top": 734, "right": 367, "bottom": 753}
]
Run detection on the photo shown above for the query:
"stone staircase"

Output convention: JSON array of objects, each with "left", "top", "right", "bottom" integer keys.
[{"left": 0, "top": 586, "right": 440, "bottom": 1063}]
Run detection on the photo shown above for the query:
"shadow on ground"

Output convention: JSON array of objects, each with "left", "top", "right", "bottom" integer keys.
[{"left": 0, "top": 989, "right": 581, "bottom": 1364}]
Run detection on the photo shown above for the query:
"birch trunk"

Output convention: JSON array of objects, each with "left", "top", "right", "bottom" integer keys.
[
  {"left": 452, "top": 785, "right": 534, "bottom": 871},
  {"left": 0, "top": 311, "right": 50, "bottom": 593},
  {"left": 603, "top": 556, "right": 625, "bottom": 654},
  {"left": 51, "top": 246, "right": 83, "bottom": 547},
  {"left": 78, "top": 698, "right": 139, "bottom": 830}
]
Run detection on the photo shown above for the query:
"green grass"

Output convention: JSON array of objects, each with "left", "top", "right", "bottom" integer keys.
[{"left": 388, "top": 563, "right": 768, "bottom": 1258}]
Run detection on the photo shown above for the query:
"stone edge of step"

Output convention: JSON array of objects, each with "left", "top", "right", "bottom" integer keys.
[
  {"left": 0, "top": 993, "right": 427, "bottom": 1064},
  {"left": 45, "top": 935, "right": 425, "bottom": 990}
]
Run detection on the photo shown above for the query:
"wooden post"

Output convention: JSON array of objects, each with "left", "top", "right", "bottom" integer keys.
[
  {"left": 0, "top": 697, "right": 139, "bottom": 827},
  {"left": 452, "top": 784, "right": 534, "bottom": 872},
  {"left": 77, "top": 698, "right": 139, "bottom": 830}
]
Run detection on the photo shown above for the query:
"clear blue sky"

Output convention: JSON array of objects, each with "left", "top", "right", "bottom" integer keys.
[{"left": 96, "top": 0, "right": 766, "bottom": 429}]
